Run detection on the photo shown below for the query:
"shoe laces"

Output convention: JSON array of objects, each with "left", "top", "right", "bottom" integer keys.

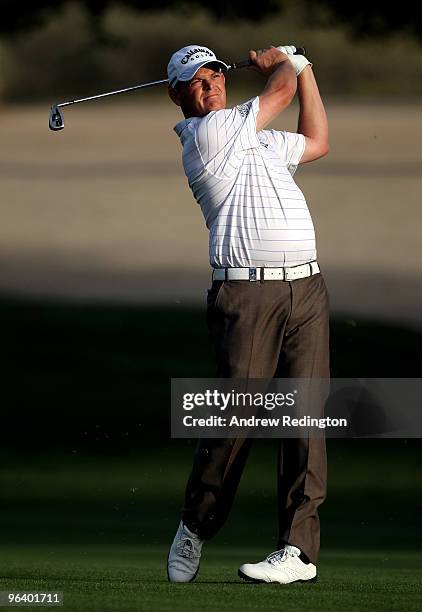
[
  {"left": 176, "top": 530, "right": 202, "bottom": 560},
  {"left": 267, "top": 545, "right": 299, "bottom": 566}
]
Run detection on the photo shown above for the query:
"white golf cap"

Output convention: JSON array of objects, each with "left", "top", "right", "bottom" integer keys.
[{"left": 167, "top": 44, "right": 229, "bottom": 88}]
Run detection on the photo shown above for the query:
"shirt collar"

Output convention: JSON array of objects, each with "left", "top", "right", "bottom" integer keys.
[{"left": 174, "top": 117, "right": 198, "bottom": 144}]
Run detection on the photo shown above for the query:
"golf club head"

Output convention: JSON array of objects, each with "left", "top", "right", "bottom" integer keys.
[{"left": 49, "top": 105, "right": 64, "bottom": 131}]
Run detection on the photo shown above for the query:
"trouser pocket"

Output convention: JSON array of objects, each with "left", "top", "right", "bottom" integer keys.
[{"left": 206, "top": 280, "right": 226, "bottom": 309}]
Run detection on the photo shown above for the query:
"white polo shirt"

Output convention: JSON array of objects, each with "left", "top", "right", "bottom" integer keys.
[{"left": 174, "top": 96, "right": 316, "bottom": 268}]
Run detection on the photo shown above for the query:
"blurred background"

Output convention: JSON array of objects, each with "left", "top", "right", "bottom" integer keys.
[
  {"left": 1, "top": 1, "right": 422, "bottom": 319},
  {"left": 0, "top": 2, "right": 421, "bottom": 608}
]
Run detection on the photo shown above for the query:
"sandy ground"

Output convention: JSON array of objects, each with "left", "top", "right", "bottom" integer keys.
[{"left": 1, "top": 98, "right": 421, "bottom": 328}]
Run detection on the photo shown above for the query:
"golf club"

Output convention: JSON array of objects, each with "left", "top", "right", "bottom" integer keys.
[{"left": 48, "top": 47, "right": 306, "bottom": 131}]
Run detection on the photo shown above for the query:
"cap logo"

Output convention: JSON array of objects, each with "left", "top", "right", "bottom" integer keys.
[{"left": 181, "top": 48, "right": 214, "bottom": 65}]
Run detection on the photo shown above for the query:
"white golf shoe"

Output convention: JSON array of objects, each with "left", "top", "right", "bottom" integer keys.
[
  {"left": 167, "top": 521, "right": 204, "bottom": 582},
  {"left": 238, "top": 545, "right": 317, "bottom": 584}
]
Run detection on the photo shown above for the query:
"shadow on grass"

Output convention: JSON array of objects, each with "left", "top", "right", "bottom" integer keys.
[
  {"left": 0, "top": 440, "right": 421, "bottom": 552},
  {"left": 1, "top": 291, "right": 422, "bottom": 451},
  {"left": 0, "top": 292, "right": 421, "bottom": 554}
]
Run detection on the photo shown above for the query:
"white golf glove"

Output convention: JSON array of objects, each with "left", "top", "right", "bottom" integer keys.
[{"left": 276, "top": 45, "right": 312, "bottom": 76}]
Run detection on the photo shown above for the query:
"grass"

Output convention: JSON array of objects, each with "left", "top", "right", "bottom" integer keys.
[
  {"left": 0, "top": 295, "right": 421, "bottom": 609},
  {"left": 1, "top": 294, "right": 422, "bottom": 450},
  {"left": 0, "top": 546, "right": 421, "bottom": 611},
  {"left": 0, "top": 443, "right": 421, "bottom": 610}
]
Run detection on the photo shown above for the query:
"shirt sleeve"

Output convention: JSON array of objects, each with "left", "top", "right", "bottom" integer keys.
[
  {"left": 265, "top": 129, "right": 306, "bottom": 176},
  {"left": 194, "top": 97, "right": 261, "bottom": 178}
]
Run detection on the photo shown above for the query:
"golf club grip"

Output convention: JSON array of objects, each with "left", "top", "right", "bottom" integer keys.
[{"left": 232, "top": 47, "right": 306, "bottom": 70}]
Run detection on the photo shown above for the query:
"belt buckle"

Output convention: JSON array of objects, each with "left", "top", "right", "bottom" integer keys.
[{"left": 249, "top": 267, "right": 257, "bottom": 282}]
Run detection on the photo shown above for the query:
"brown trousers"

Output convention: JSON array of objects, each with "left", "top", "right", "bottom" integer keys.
[{"left": 182, "top": 272, "right": 330, "bottom": 565}]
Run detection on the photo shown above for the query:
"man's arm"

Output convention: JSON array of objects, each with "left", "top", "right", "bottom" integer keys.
[
  {"left": 249, "top": 47, "right": 297, "bottom": 132},
  {"left": 296, "top": 66, "right": 329, "bottom": 163}
]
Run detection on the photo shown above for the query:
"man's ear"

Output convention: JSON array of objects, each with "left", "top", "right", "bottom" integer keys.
[{"left": 168, "top": 86, "right": 181, "bottom": 107}]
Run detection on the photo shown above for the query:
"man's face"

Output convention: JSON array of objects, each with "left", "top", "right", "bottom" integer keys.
[{"left": 169, "top": 66, "right": 227, "bottom": 118}]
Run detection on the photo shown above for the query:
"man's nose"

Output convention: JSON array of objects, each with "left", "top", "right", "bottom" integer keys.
[{"left": 202, "top": 79, "right": 213, "bottom": 90}]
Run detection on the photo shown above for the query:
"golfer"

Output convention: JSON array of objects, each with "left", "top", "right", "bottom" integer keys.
[{"left": 167, "top": 44, "right": 330, "bottom": 584}]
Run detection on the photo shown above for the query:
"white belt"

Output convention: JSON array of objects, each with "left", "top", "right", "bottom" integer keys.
[{"left": 212, "top": 261, "right": 320, "bottom": 282}]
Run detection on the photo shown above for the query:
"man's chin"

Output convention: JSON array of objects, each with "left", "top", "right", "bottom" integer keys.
[{"left": 204, "top": 99, "right": 225, "bottom": 113}]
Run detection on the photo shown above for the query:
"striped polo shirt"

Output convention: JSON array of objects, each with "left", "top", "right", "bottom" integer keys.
[{"left": 174, "top": 96, "right": 316, "bottom": 268}]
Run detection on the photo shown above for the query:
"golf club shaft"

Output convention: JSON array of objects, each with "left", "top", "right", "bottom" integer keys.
[
  {"left": 56, "top": 47, "right": 306, "bottom": 108},
  {"left": 57, "top": 79, "right": 169, "bottom": 108}
]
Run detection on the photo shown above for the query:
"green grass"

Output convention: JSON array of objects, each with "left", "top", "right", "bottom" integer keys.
[
  {"left": 0, "top": 444, "right": 421, "bottom": 610},
  {"left": 0, "top": 546, "right": 421, "bottom": 612},
  {"left": 1, "top": 294, "right": 422, "bottom": 451},
  {"left": 0, "top": 296, "right": 421, "bottom": 609},
  {"left": 0, "top": 442, "right": 421, "bottom": 549}
]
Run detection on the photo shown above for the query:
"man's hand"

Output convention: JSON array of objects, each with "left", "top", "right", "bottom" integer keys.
[
  {"left": 249, "top": 46, "right": 290, "bottom": 78},
  {"left": 276, "top": 45, "right": 313, "bottom": 76}
]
